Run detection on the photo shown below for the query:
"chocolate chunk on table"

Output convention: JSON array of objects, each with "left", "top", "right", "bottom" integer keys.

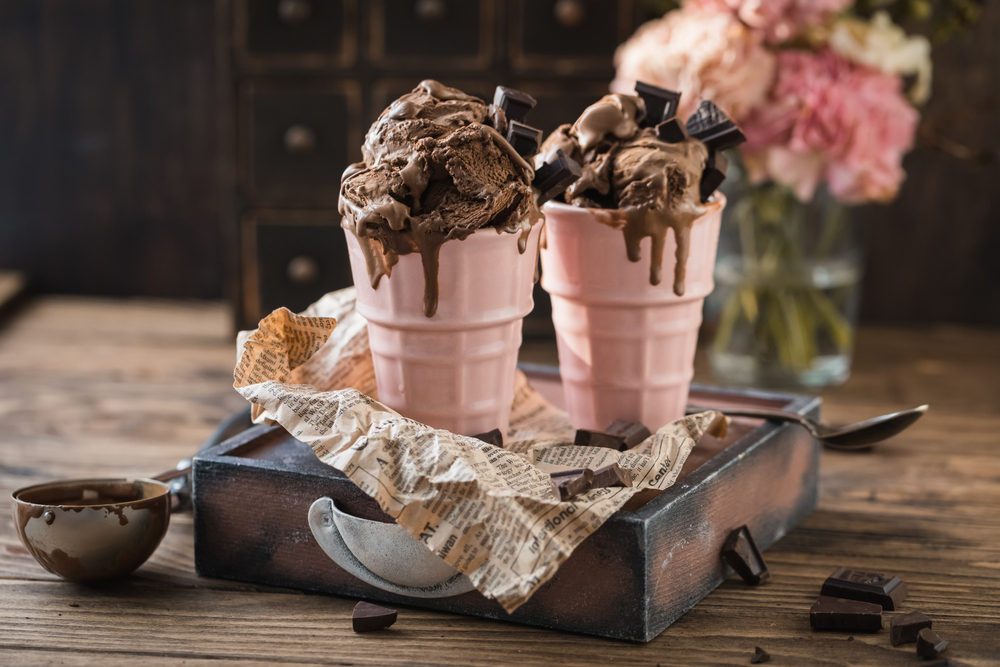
[
  {"left": 574, "top": 429, "right": 627, "bottom": 451},
  {"left": 721, "top": 525, "right": 770, "bottom": 585},
  {"left": 591, "top": 463, "right": 630, "bottom": 489},
  {"left": 635, "top": 81, "right": 682, "bottom": 127},
  {"left": 352, "top": 601, "right": 398, "bottom": 633},
  {"left": 493, "top": 86, "right": 537, "bottom": 123},
  {"left": 534, "top": 149, "right": 582, "bottom": 206},
  {"left": 890, "top": 610, "right": 932, "bottom": 646},
  {"left": 686, "top": 100, "right": 746, "bottom": 152},
  {"left": 605, "top": 419, "right": 651, "bottom": 449},
  {"left": 700, "top": 151, "right": 728, "bottom": 203},
  {"left": 551, "top": 468, "right": 595, "bottom": 501},
  {"left": 750, "top": 646, "right": 771, "bottom": 664},
  {"left": 809, "top": 596, "right": 882, "bottom": 632},
  {"left": 917, "top": 628, "right": 949, "bottom": 659},
  {"left": 472, "top": 428, "right": 503, "bottom": 448},
  {"left": 506, "top": 121, "right": 542, "bottom": 159},
  {"left": 820, "top": 567, "right": 908, "bottom": 610}
]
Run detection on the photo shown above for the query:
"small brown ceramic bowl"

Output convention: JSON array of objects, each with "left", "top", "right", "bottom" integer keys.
[{"left": 11, "top": 478, "right": 171, "bottom": 582}]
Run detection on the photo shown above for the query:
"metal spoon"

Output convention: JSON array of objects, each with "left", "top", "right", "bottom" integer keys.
[{"left": 686, "top": 404, "right": 929, "bottom": 450}]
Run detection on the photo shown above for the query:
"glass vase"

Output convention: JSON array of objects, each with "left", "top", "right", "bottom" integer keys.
[{"left": 706, "top": 172, "right": 863, "bottom": 389}]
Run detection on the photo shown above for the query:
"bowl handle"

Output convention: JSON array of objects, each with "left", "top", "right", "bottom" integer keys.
[{"left": 307, "top": 497, "right": 476, "bottom": 599}]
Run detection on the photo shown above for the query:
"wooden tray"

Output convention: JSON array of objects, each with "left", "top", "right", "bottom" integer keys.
[{"left": 192, "top": 374, "right": 820, "bottom": 642}]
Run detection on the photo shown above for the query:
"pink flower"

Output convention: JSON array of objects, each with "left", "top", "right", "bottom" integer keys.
[
  {"left": 690, "top": 0, "right": 851, "bottom": 43},
  {"left": 741, "top": 48, "right": 917, "bottom": 203},
  {"left": 611, "top": 4, "right": 775, "bottom": 121}
]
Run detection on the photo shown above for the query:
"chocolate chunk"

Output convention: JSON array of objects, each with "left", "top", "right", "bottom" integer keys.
[
  {"left": 820, "top": 567, "right": 908, "bottom": 611},
  {"left": 655, "top": 118, "right": 688, "bottom": 144},
  {"left": 686, "top": 100, "right": 747, "bottom": 152},
  {"left": 721, "top": 525, "right": 770, "bottom": 585},
  {"left": 635, "top": 81, "right": 681, "bottom": 126},
  {"left": 591, "top": 463, "right": 631, "bottom": 489},
  {"left": 700, "top": 151, "right": 728, "bottom": 203},
  {"left": 809, "top": 596, "right": 882, "bottom": 632},
  {"left": 506, "top": 121, "right": 542, "bottom": 158},
  {"left": 605, "top": 419, "right": 652, "bottom": 449},
  {"left": 917, "top": 628, "right": 949, "bottom": 659},
  {"left": 352, "top": 601, "right": 397, "bottom": 633},
  {"left": 472, "top": 428, "right": 503, "bottom": 448},
  {"left": 493, "top": 86, "right": 537, "bottom": 123},
  {"left": 574, "top": 429, "right": 627, "bottom": 451},
  {"left": 923, "top": 661, "right": 967, "bottom": 667},
  {"left": 890, "top": 610, "right": 932, "bottom": 646},
  {"left": 533, "top": 149, "right": 582, "bottom": 206},
  {"left": 550, "top": 468, "right": 595, "bottom": 501},
  {"left": 750, "top": 646, "right": 771, "bottom": 664}
]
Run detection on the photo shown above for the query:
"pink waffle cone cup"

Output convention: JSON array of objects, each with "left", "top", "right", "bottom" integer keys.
[
  {"left": 346, "top": 224, "right": 541, "bottom": 436},
  {"left": 539, "top": 196, "right": 725, "bottom": 431}
]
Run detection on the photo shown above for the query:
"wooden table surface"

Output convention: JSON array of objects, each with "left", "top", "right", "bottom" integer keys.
[{"left": 0, "top": 297, "right": 997, "bottom": 667}]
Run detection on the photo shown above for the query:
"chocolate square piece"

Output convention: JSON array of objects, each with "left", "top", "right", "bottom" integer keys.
[
  {"left": 700, "top": 151, "right": 728, "bottom": 203},
  {"left": 820, "top": 567, "right": 908, "bottom": 610},
  {"left": 493, "top": 86, "right": 537, "bottom": 123},
  {"left": 506, "top": 121, "right": 542, "bottom": 158},
  {"left": 917, "top": 628, "right": 949, "bottom": 659},
  {"left": 635, "top": 81, "right": 681, "bottom": 126},
  {"left": 472, "top": 428, "right": 503, "bottom": 448},
  {"left": 550, "top": 468, "right": 595, "bottom": 501},
  {"left": 352, "top": 601, "right": 397, "bottom": 633},
  {"left": 533, "top": 149, "right": 582, "bottom": 206},
  {"left": 750, "top": 646, "right": 771, "bottom": 664},
  {"left": 685, "top": 100, "right": 746, "bottom": 152},
  {"left": 605, "top": 419, "right": 652, "bottom": 449},
  {"left": 809, "top": 596, "right": 882, "bottom": 632},
  {"left": 890, "top": 610, "right": 932, "bottom": 646},
  {"left": 574, "top": 429, "right": 627, "bottom": 451},
  {"left": 591, "top": 463, "right": 631, "bottom": 489},
  {"left": 655, "top": 118, "right": 688, "bottom": 144},
  {"left": 721, "top": 525, "right": 770, "bottom": 585}
]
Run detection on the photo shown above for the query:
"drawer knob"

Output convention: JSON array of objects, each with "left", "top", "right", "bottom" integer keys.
[
  {"left": 554, "top": 0, "right": 586, "bottom": 27},
  {"left": 415, "top": 0, "right": 447, "bottom": 22},
  {"left": 283, "top": 125, "right": 317, "bottom": 154},
  {"left": 277, "top": 0, "right": 312, "bottom": 25},
  {"left": 287, "top": 255, "right": 320, "bottom": 285}
]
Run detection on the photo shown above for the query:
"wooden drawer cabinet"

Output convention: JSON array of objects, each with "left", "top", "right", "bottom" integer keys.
[
  {"left": 235, "top": 0, "right": 357, "bottom": 68},
  {"left": 511, "top": 0, "right": 636, "bottom": 72},
  {"left": 370, "top": 0, "right": 494, "bottom": 69}
]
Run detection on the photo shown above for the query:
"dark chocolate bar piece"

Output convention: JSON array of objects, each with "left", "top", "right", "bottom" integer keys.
[
  {"left": 574, "top": 429, "right": 627, "bottom": 451},
  {"left": 655, "top": 118, "right": 688, "bottom": 144},
  {"left": 721, "top": 525, "right": 770, "bottom": 585},
  {"left": 591, "top": 463, "right": 631, "bottom": 489},
  {"left": 635, "top": 81, "right": 681, "bottom": 126},
  {"left": 820, "top": 567, "right": 908, "bottom": 611},
  {"left": 352, "top": 601, "right": 397, "bottom": 633},
  {"left": 493, "top": 86, "right": 537, "bottom": 123},
  {"left": 686, "top": 100, "right": 746, "bottom": 152},
  {"left": 917, "top": 628, "right": 949, "bottom": 659},
  {"left": 809, "top": 596, "right": 882, "bottom": 632},
  {"left": 700, "top": 151, "right": 728, "bottom": 203},
  {"left": 890, "top": 610, "right": 932, "bottom": 646},
  {"left": 533, "top": 149, "right": 582, "bottom": 206},
  {"left": 551, "top": 468, "right": 595, "bottom": 501},
  {"left": 472, "top": 428, "right": 503, "bottom": 448},
  {"left": 506, "top": 121, "right": 542, "bottom": 158},
  {"left": 605, "top": 419, "right": 652, "bottom": 449},
  {"left": 750, "top": 646, "right": 771, "bottom": 664}
]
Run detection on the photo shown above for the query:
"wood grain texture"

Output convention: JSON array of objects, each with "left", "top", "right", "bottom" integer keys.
[{"left": 0, "top": 297, "right": 998, "bottom": 665}]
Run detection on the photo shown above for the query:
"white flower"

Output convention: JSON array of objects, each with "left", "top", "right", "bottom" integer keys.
[{"left": 829, "top": 11, "right": 932, "bottom": 104}]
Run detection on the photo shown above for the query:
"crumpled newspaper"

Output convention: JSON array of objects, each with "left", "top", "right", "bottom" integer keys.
[{"left": 233, "top": 287, "right": 724, "bottom": 613}]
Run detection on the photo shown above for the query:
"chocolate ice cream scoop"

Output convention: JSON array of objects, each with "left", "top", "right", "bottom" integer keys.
[
  {"left": 537, "top": 86, "right": 742, "bottom": 295},
  {"left": 339, "top": 80, "right": 542, "bottom": 317}
]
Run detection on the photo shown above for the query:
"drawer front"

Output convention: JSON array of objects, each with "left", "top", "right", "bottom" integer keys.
[
  {"left": 369, "top": 0, "right": 494, "bottom": 68},
  {"left": 241, "top": 210, "right": 355, "bottom": 325},
  {"left": 511, "top": 0, "right": 634, "bottom": 72},
  {"left": 239, "top": 79, "right": 362, "bottom": 205},
  {"left": 235, "top": 0, "right": 358, "bottom": 68}
]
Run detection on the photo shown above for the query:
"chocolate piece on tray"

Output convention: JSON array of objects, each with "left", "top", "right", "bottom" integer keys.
[
  {"left": 551, "top": 468, "right": 595, "bottom": 501},
  {"left": 820, "top": 567, "right": 908, "bottom": 611},
  {"left": 721, "top": 525, "right": 770, "bottom": 585},
  {"left": 493, "top": 86, "right": 537, "bottom": 123},
  {"left": 700, "top": 151, "right": 728, "bottom": 203},
  {"left": 917, "top": 628, "right": 949, "bottom": 659},
  {"left": 809, "top": 596, "right": 882, "bottom": 632},
  {"left": 352, "top": 601, "right": 398, "bottom": 633},
  {"left": 635, "top": 81, "right": 681, "bottom": 126},
  {"left": 750, "top": 646, "right": 771, "bottom": 664},
  {"left": 655, "top": 118, "right": 688, "bottom": 144},
  {"left": 890, "top": 610, "right": 932, "bottom": 646},
  {"left": 574, "top": 429, "right": 627, "bottom": 451},
  {"left": 605, "top": 419, "right": 652, "bottom": 449},
  {"left": 685, "top": 100, "right": 747, "bottom": 152},
  {"left": 507, "top": 121, "right": 542, "bottom": 159},
  {"left": 591, "top": 463, "right": 631, "bottom": 489},
  {"left": 472, "top": 428, "right": 503, "bottom": 448},
  {"left": 533, "top": 149, "right": 582, "bottom": 206}
]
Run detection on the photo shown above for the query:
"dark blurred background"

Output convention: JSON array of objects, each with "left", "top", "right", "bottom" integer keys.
[{"left": 0, "top": 0, "right": 997, "bottom": 329}]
